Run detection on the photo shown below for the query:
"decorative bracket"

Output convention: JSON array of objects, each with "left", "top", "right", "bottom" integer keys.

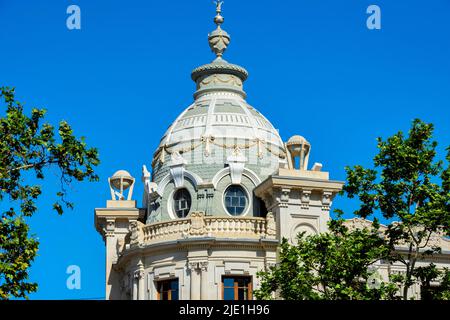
[
  {"left": 321, "top": 191, "right": 333, "bottom": 211},
  {"left": 300, "top": 189, "right": 312, "bottom": 209},
  {"left": 280, "top": 188, "right": 291, "bottom": 203},
  {"left": 226, "top": 147, "right": 247, "bottom": 184},
  {"left": 189, "top": 212, "right": 207, "bottom": 236},
  {"left": 169, "top": 152, "right": 187, "bottom": 188}
]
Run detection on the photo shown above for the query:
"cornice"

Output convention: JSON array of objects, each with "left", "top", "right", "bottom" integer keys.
[
  {"left": 191, "top": 62, "right": 248, "bottom": 82},
  {"left": 115, "top": 237, "right": 278, "bottom": 268}
]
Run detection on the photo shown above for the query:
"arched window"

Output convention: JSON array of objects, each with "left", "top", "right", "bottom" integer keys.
[
  {"left": 224, "top": 185, "right": 247, "bottom": 216},
  {"left": 173, "top": 189, "right": 191, "bottom": 218}
]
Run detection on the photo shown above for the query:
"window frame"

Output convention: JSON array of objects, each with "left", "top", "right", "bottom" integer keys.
[
  {"left": 173, "top": 188, "right": 192, "bottom": 218},
  {"left": 221, "top": 275, "right": 253, "bottom": 300},
  {"left": 223, "top": 185, "right": 249, "bottom": 217},
  {"left": 156, "top": 278, "right": 179, "bottom": 301}
]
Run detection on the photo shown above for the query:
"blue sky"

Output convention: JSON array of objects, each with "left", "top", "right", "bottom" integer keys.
[{"left": 1, "top": 0, "right": 449, "bottom": 299}]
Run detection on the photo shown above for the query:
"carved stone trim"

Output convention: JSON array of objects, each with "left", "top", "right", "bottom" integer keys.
[
  {"left": 104, "top": 219, "right": 116, "bottom": 238},
  {"left": 188, "top": 262, "right": 199, "bottom": 272},
  {"left": 265, "top": 212, "right": 276, "bottom": 240},
  {"left": 321, "top": 191, "right": 332, "bottom": 211},
  {"left": 226, "top": 147, "right": 247, "bottom": 185},
  {"left": 189, "top": 212, "right": 207, "bottom": 236},
  {"left": 169, "top": 152, "right": 188, "bottom": 188},
  {"left": 281, "top": 188, "right": 291, "bottom": 202},
  {"left": 134, "top": 269, "right": 144, "bottom": 280},
  {"left": 199, "top": 261, "right": 209, "bottom": 272},
  {"left": 129, "top": 221, "right": 144, "bottom": 247},
  {"left": 300, "top": 189, "right": 311, "bottom": 209}
]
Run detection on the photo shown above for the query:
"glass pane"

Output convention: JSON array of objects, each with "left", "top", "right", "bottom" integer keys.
[
  {"left": 223, "top": 278, "right": 234, "bottom": 287},
  {"left": 224, "top": 186, "right": 248, "bottom": 216},
  {"left": 223, "top": 288, "right": 234, "bottom": 300},
  {"left": 171, "top": 280, "right": 178, "bottom": 290},
  {"left": 238, "top": 288, "right": 245, "bottom": 300},
  {"left": 174, "top": 189, "right": 191, "bottom": 218},
  {"left": 237, "top": 278, "right": 246, "bottom": 287},
  {"left": 171, "top": 289, "right": 179, "bottom": 300}
]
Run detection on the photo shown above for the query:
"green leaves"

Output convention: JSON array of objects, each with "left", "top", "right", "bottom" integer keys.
[
  {"left": 255, "top": 219, "right": 396, "bottom": 300},
  {"left": 341, "top": 118, "right": 450, "bottom": 299},
  {"left": 257, "top": 119, "right": 450, "bottom": 300},
  {"left": 0, "top": 87, "right": 100, "bottom": 299},
  {"left": 413, "top": 264, "right": 450, "bottom": 300},
  {"left": 0, "top": 209, "right": 38, "bottom": 300}
]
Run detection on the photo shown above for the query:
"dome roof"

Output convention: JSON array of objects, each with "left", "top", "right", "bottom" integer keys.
[
  {"left": 155, "top": 93, "right": 285, "bottom": 156},
  {"left": 151, "top": 2, "right": 286, "bottom": 178},
  {"left": 287, "top": 135, "right": 309, "bottom": 146},
  {"left": 112, "top": 170, "right": 132, "bottom": 177}
]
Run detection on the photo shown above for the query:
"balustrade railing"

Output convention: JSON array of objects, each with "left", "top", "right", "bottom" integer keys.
[{"left": 138, "top": 213, "right": 275, "bottom": 245}]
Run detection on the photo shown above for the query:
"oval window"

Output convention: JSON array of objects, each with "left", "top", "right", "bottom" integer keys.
[
  {"left": 224, "top": 185, "right": 247, "bottom": 216},
  {"left": 173, "top": 189, "right": 191, "bottom": 218}
]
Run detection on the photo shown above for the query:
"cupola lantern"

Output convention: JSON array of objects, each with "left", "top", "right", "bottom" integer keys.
[{"left": 108, "top": 170, "right": 135, "bottom": 201}]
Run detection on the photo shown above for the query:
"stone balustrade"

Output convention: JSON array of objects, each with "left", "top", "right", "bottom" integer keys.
[
  {"left": 142, "top": 218, "right": 191, "bottom": 243},
  {"left": 135, "top": 212, "right": 277, "bottom": 246}
]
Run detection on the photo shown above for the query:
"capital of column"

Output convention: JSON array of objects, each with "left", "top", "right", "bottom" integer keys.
[
  {"left": 321, "top": 190, "right": 333, "bottom": 211},
  {"left": 199, "top": 261, "right": 209, "bottom": 272},
  {"left": 134, "top": 269, "right": 144, "bottom": 280},
  {"left": 104, "top": 219, "right": 116, "bottom": 238},
  {"left": 280, "top": 188, "right": 291, "bottom": 202},
  {"left": 188, "top": 262, "right": 199, "bottom": 272}
]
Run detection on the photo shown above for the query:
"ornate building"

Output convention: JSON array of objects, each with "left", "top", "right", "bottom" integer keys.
[{"left": 94, "top": 4, "right": 450, "bottom": 300}]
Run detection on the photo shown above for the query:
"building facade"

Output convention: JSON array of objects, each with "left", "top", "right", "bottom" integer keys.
[{"left": 94, "top": 4, "right": 450, "bottom": 300}]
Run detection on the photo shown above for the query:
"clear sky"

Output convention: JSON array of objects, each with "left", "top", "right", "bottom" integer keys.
[{"left": 1, "top": 0, "right": 449, "bottom": 299}]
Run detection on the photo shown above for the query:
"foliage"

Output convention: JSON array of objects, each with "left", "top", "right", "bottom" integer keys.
[
  {"left": 255, "top": 218, "right": 398, "bottom": 300},
  {"left": 343, "top": 119, "right": 450, "bottom": 299},
  {"left": 0, "top": 87, "right": 100, "bottom": 299},
  {"left": 413, "top": 264, "right": 450, "bottom": 300}
]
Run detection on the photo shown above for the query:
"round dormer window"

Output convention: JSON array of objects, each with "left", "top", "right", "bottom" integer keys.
[
  {"left": 173, "top": 189, "right": 191, "bottom": 218},
  {"left": 224, "top": 185, "right": 247, "bottom": 216}
]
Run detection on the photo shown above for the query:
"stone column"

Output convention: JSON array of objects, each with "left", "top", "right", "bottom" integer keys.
[
  {"left": 132, "top": 274, "right": 138, "bottom": 300},
  {"left": 105, "top": 219, "right": 117, "bottom": 300},
  {"left": 200, "top": 262, "right": 209, "bottom": 300},
  {"left": 135, "top": 266, "right": 145, "bottom": 300},
  {"left": 189, "top": 262, "right": 201, "bottom": 300},
  {"left": 95, "top": 200, "right": 140, "bottom": 300}
]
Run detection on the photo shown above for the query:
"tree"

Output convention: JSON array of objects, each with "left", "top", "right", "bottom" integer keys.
[
  {"left": 0, "top": 87, "right": 100, "bottom": 299},
  {"left": 413, "top": 264, "right": 450, "bottom": 300},
  {"left": 255, "top": 218, "right": 398, "bottom": 300},
  {"left": 343, "top": 119, "right": 450, "bottom": 300}
]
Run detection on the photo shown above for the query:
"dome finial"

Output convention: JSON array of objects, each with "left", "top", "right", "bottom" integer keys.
[
  {"left": 208, "top": 1, "right": 230, "bottom": 59},
  {"left": 214, "top": 1, "right": 224, "bottom": 27}
]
